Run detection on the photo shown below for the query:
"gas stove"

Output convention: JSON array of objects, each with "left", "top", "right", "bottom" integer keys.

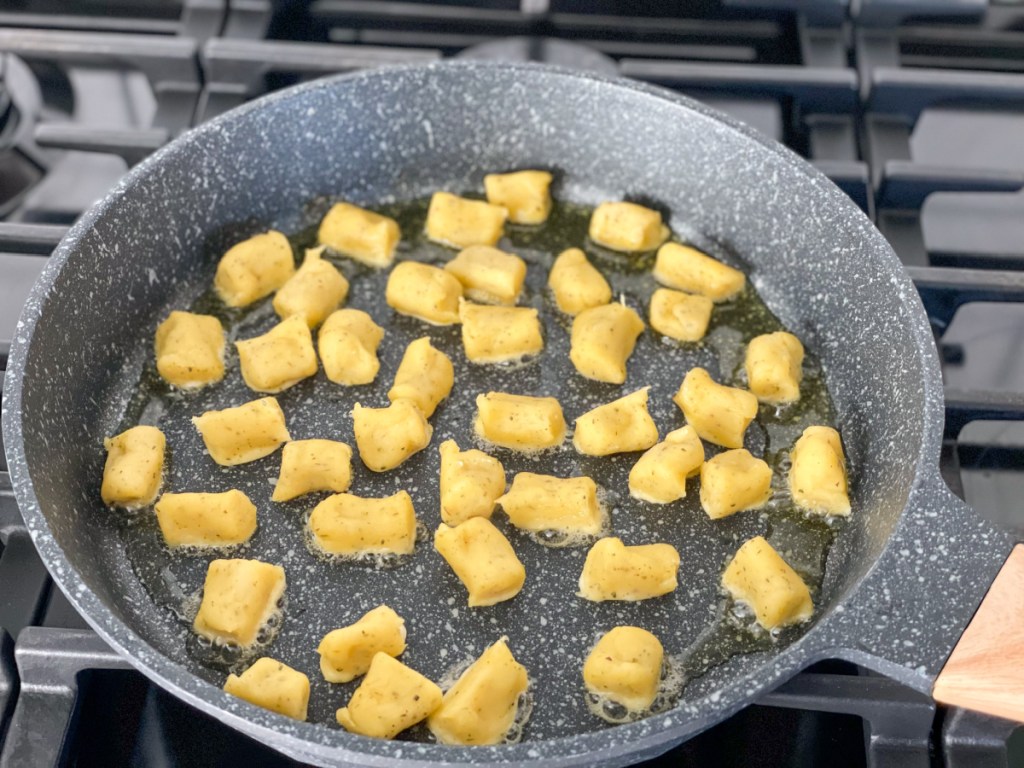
[{"left": 1, "top": 1, "right": 1023, "bottom": 766}]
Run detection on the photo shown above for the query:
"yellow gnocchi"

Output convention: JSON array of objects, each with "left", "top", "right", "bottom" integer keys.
[
  {"left": 352, "top": 400, "right": 432, "bottom": 472},
  {"left": 425, "top": 191, "right": 508, "bottom": 249},
  {"left": 308, "top": 491, "right": 417, "bottom": 557},
  {"left": 459, "top": 300, "right": 544, "bottom": 364},
  {"left": 318, "top": 308, "right": 385, "bottom": 386},
  {"left": 428, "top": 637, "right": 530, "bottom": 745},
  {"left": 483, "top": 170, "right": 553, "bottom": 225},
  {"left": 570, "top": 302, "right": 645, "bottom": 384},
  {"left": 699, "top": 449, "right": 773, "bottom": 519},
  {"left": 789, "top": 426, "right": 851, "bottom": 516},
  {"left": 224, "top": 657, "right": 310, "bottom": 721},
  {"left": 628, "top": 425, "right": 704, "bottom": 504},
  {"left": 214, "top": 230, "right": 295, "bottom": 308},
  {"left": 722, "top": 536, "right": 813, "bottom": 630},
  {"left": 583, "top": 626, "right": 664, "bottom": 713},
  {"left": 236, "top": 315, "right": 318, "bottom": 394},
  {"left": 498, "top": 472, "right": 603, "bottom": 538},
  {"left": 154, "top": 310, "right": 225, "bottom": 390},
  {"left": 473, "top": 391, "right": 566, "bottom": 451},
  {"left": 573, "top": 387, "right": 659, "bottom": 456},
  {"left": 387, "top": 336, "right": 454, "bottom": 418},
  {"left": 271, "top": 439, "right": 352, "bottom": 502},
  {"left": 547, "top": 247, "right": 612, "bottom": 316},
  {"left": 272, "top": 246, "right": 349, "bottom": 328},
  {"left": 336, "top": 653, "right": 443, "bottom": 739},
  {"left": 101, "top": 425, "right": 166, "bottom": 508},
  {"left": 154, "top": 489, "right": 257, "bottom": 549},
  {"left": 434, "top": 517, "right": 526, "bottom": 607},
  {"left": 746, "top": 331, "right": 804, "bottom": 404},
  {"left": 673, "top": 367, "right": 758, "bottom": 449},
  {"left": 317, "top": 605, "right": 407, "bottom": 683},
  {"left": 439, "top": 439, "right": 506, "bottom": 525},
  {"left": 385, "top": 261, "right": 463, "bottom": 325},
  {"left": 192, "top": 397, "right": 290, "bottom": 466},
  {"left": 317, "top": 202, "right": 401, "bottom": 268},
  {"left": 193, "top": 558, "right": 286, "bottom": 647},
  {"left": 579, "top": 537, "right": 679, "bottom": 602},
  {"left": 653, "top": 243, "right": 745, "bottom": 302},
  {"left": 588, "top": 201, "right": 669, "bottom": 252},
  {"left": 649, "top": 288, "right": 713, "bottom": 343},
  {"left": 444, "top": 245, "right": 527, "bottom": 305}
]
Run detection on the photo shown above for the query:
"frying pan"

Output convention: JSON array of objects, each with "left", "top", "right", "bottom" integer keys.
[{"left": 2, "top": 62, "right": 1016, "bottom": 767}]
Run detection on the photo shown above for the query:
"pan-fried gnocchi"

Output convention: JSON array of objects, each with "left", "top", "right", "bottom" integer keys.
[
  {"left": 155, "top": 489, "right": 257, "bottom": 549},
  {"left": 318, "top": 308, "right": 385, "bottom": 386},
  {"left": 272, "top": 247, "right": 349, "bottom": 328},
  {"left": 336, "top": 653, "right": 443, "bottom": 739},
  {"left": 582, "top": 626, "right": 664, "bottom": 713},
  {"left": 498, "top": 472, "right": 603, "bottom": 538},
  {"left": 101, "top": 425, "right": 166, "bottom": 508},
  {"left": 483, "top": 170, "right": 553, "bottom": 224},
  {"left": 154, "top": 311, "right": 225, "bottom": 390},
  {"left": 474, "top": 391, "right": 566, "bottom": 451},
  {"left": 649, "top": 288, "right": 713, "bottom": 343},
  {"left": 459, "top": 300, "right": 544, "bottom": 363},
  {"left": 317, "top": 202, "right": 401, "bottom": 268},
  {"left": 722, "top": 536, "right": 813, "bottom": 630},
  {"left": 653, "top": 242, "right": 745, "bottom": 302},
  {"left": 224, "top": 658, "right": 310, "bottom": 721},
  {"left": 308, "top": 491, "right": 417, "bottom": 557},
  {"left": 548, "top": 247, "right": 612, "bottom": 316},
  {"left": 628, "top": 425, "right": 704, "bottom": 504},
  {"left": 214, "top": 230, "right": 295, "bottom": 308},
  {"left": 444, "top": 245, "right": 527, "bottom": 305},
  {"left": 271, "top": 439, "right": 352, "bottom": 502},
  {"left": 352, "top": 400, "right": 432, "bottom": 472},
  {"left": 425, "top": 191, "right": 508, "bottom": 249},
  {"left": 579, "top": 537, "right": 680, "bottom": 602},
  {"left": 439, "top": 440, "right": 506, "bottom": 525},
  {"left": 387, "top": 337, "right": 454, "bottom": 417},
  {"left": 385, "top": 261, "right": 463, "bottom": 325},
  {"left": 317, "top": 605, "right": 407, "bottom": 683},
  {"left": 193, "top": 558, "right": 286, "bottom": 647},
  {"left": 434, "top": 517, "right": 526, "bottom": 607},
  {"left": 570, "top": 302, "right": 645, "bottom": 384},
  {"left": 573, "top": 388, "right": 659, "bottom": 456},
  {"left": 192, "top": 397, "right": 290, "bottom": 466},
  {"left": 236, "top": 315, "right": 318, "bottom": 394},
  {"left": 427, "top": 637, "right": 530, "bottom": 745},
  {"left": 746, "top": 331, "right": 804, "bottom": 404},
  {"left": 588, "top": 202, "right": 669, "bottom": 253},
  {"left": 673, "top": 367, "right": 758, "bottom": 449},
  {"left": 699, "top": 449, "right": 773, "bottom": 519},
  {"left": 789, "top": 426, "right": 851, "bottom": 516}
]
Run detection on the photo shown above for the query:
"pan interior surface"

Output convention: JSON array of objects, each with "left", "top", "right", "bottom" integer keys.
[{"left": 6, "top": 63, "right": 931, "bottom": 761}]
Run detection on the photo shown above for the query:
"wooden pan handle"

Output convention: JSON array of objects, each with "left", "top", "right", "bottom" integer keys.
[{"left": 933, "top": 543, "right": 1024, "bottom": 722}]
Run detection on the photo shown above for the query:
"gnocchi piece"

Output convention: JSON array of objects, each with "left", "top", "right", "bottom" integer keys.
[
  {"left": 193, "top": 558, "right": 286, "bottom": 647},
  {"left": 154, "top": 311, "right": 226, "bottom": 390},
  {"left": 101, "top": 425, "right": 166, "bottom": 508},
  {"left": 444, "top": 245, "right": 527, "bottom": 305},
  {"left": 699, "top": 449, "right": 773, "bottom": 520},
  {"left": 192, "top": 396, "right": 290, "bottom": 466},
  {"left": 746, "top": 331, "right": 805, "bottom": 405},
  {"left": 336, "top": 653, "right": 443, "bottom": 739},
  {"left": 547, "top": 248, "right": 612, "bottom": 316},
  {"left": 722, "top": 536, "right": 813, "bottom": 630},
  {"left": 224, "top": 657, "right": 310, "bottom": 721},
  {"left": 308, "top": 491, "right": 417, "bottom": 557},
  {"left": 318, "top": 308, "right": 385, "bottom": 386},
  {"left": 236, "top": 315, "right": 318, "bottom": 394},
  {"left": 387, "top": 337, "right": 454, "bottom": 418},
  {"left": 473, "top": 392, "right": 566, "bottom": 451},
  {"left": 154, "top": 490, "right": 257, "bottom": 549},
  {"left": 434, "top": 517, "right": 526, "bottom": 607},
  {"left": 459, "top": 299, "right": 544, "bottom": 364},
  {"left": 214, "top": 230, "right": 295, "bottom": 308},
  {"left": 317, "top": 605, "right": 407, "bottom": 683},
  {"left": 570, "top": 302, "right": 645, "bottom": 384},
  {"left": 483, "top": 169, "right": 553, "bottom": 224},
  {"left": 579, "top": 537, "right": 679, "bottom": 602},
  {"left": 789, "top": 426, "right": 851, "bottom": 516},
  {"left": 385, "top": 261, "right": 463, "bottom": 325},
  {"left": 439, "top": 439, "right": 506, "bottom": 525},
  {"left": 317, "top": 202, "right": 401, "bottom": 268},
  {"left": 352, "top": 400, "right": 432, "bottom": 472},
  {"left": 653, "top": 243, "right": 745, "bottom": 302},
  {"left": 272, "top": 247, "right": 349, "bottom": 328},
  {"left": 673, "top": 367, "right": 758, "bottom": 449},
  {"left": 498, "top": 472, "right": 603, "bottom": 538},
  {"left": 628, "top": 425, "right": 705, "bottom": 504},
  {"left": 427, "top": 637, "right": 530, "bottom": 746},
  {"left": 573, "top": 387, "right": 659, "bottom": 456},
  {"left": 271, "top": 439, "right": 352, "bottom": 502},
  {"left": 649, "top": 288, "right": 713, "bottom": 343},
  {"left": 425, "top": 191, "right": 508, "bottom": 249},
  {"left": 588, "top": 201, "right": 669, "bottom": 253},
  {"left": 582, "top": 626, "right": 664, "bottom": 713}
]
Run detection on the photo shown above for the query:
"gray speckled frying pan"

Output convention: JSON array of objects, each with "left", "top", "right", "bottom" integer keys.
[{"left": 1, "top": 62, "right": 1015, "bottom": 767}]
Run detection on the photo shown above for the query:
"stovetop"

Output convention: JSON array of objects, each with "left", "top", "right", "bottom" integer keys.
[{"left": 1, "top": 1, "right": 1024, "bottom": 766}]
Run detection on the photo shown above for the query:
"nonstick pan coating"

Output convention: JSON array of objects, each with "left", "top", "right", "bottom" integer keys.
[{"left": 2, "top": 62, "right": 1010, "bottom": 767}]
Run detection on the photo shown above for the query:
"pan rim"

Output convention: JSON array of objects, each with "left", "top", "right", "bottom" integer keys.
[{"left": 1, "top": 59, "right": 943, "bottom": 766}]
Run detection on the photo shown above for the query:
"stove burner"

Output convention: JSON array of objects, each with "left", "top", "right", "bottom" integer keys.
[{"left": 456, "top": 37, "right": 618, "bottom": 76}]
